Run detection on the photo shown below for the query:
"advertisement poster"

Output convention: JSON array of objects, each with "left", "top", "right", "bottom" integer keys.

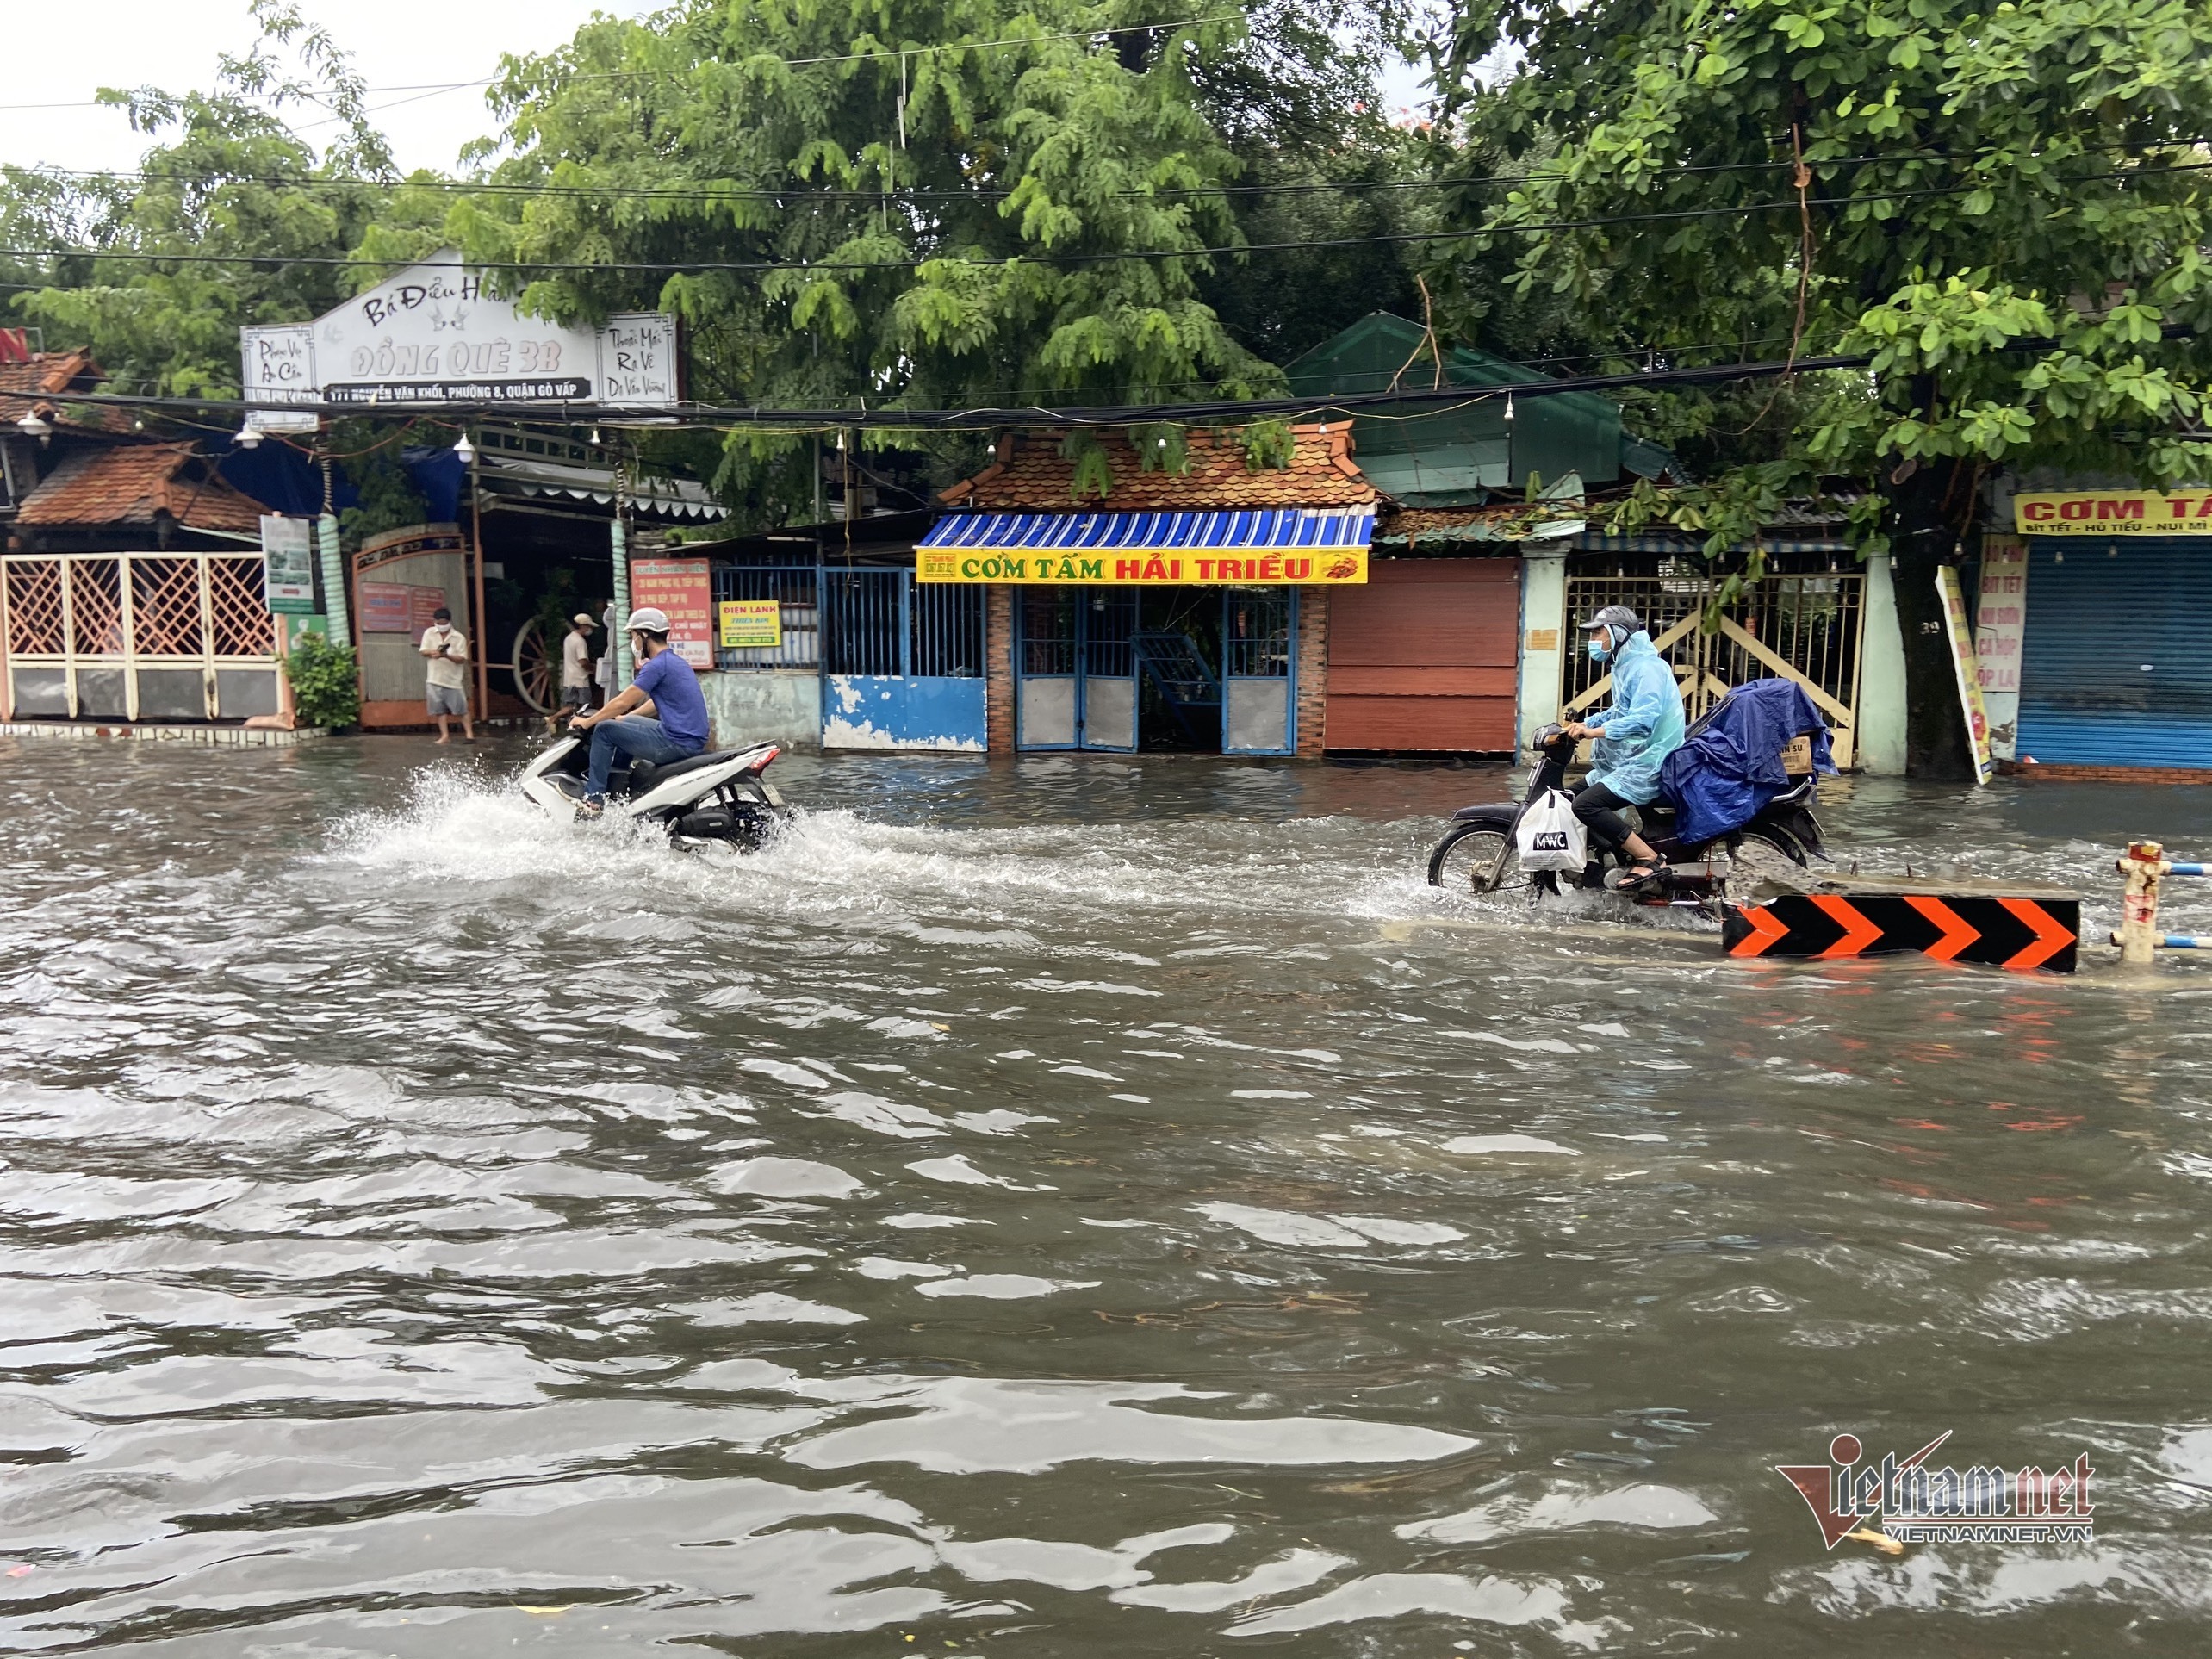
[
  {"left": 718, "top": 600, "right": 782, "bottom": 649},
  {"left": 1973, "top": 537, "right": 2028, "bottom": 761},
  {"left": 1936, "top": 566, "right": 1994, "bottom": 786},
  {"left": 358, "top": 584, "right": 413, "bottom": 633},
  {"left": 258, "top": 515, "right": 316, "bottom": 613},
  {"left": 2014, "top": 488, "right": 2212, "bottom": 535},
  {"left": 631, "top": 558, "right": 715, "bottom": 669}
]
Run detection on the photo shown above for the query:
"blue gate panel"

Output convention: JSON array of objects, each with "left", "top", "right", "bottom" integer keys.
[{"left": 823, "top": 674, "right": 987, "bottom": 751}]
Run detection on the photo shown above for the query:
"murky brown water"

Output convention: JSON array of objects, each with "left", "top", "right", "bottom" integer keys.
[{"left": 2, "top": 734, "right": 2210, "bottom": 1656}]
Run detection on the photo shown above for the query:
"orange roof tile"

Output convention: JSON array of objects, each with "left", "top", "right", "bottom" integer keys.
[
  {"left": 16, "top": 444, "right": 270, "bottom": 535},
  {"left": 0, "top": 350, "right": 133, "bottom": 434},
  {"left": 940, "top": 425, "right": 1376, "bottom": 512}
]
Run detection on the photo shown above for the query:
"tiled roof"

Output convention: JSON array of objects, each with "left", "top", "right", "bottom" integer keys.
[
  {"left": 0, "top": 350, "right": 132, "bottom": 434},
  {"left": 16, "top": 444, "right": 270, "bottom": 534},
  {"left": 939, "top": 425, "right": 1376, "bottom": 511}
]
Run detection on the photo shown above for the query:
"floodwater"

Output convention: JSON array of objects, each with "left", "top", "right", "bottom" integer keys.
[{"left": 1, "top": 735, "right": 2210, "bottom": 1657}]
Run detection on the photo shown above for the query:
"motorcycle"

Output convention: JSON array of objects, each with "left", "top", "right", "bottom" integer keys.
[
  {"left": 1426, "top": 722, "right": 1824, "bottom": 909},
  {"left": 519, "top": 733, "right": 792, "bottom": 849}
]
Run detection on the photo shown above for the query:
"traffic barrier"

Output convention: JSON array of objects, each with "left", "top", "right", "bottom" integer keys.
[
  {"left": 1725, "top": 892, "right": 2079, "bottom": 972},
  {"left": 2113, "top": 841, "right": 2211, "bottom": 964}
]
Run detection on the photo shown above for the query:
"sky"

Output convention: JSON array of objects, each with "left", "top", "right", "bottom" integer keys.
[
  {"left": 0, "top": 2, "right": 1432, "bottom": 180},
  {"left": 0, "top": 1, "right": 649, "bottom": 178}
]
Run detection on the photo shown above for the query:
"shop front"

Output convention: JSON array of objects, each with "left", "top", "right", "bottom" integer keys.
[
  {"left": 916, "top": 507, "right": 1373, "bottom": 757},
  {"left": 2009, "top": 488, "right": 2212, "bottom": 773}
]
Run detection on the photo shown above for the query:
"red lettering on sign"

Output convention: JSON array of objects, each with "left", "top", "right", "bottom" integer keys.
[
  {"left": 1284, "top": 557, "right": 1312, "bottom": 579},
  {"left": 1115, "top": 559, "right": 1140, "bottom": 580},
  {"left": 1196, "top": 560, "right": 1216, "bottom": 580},
  {"left": 1141, "top": 557, "right": 1170, "bottom": 581},
  {"left": 2022, "top": 500, "right": 2054, "bottom": 521},
  {"left": 2097, "top": 498, "right": 2145, "bottom": 519},
  {"left": 2059, "top": 500, "right": 2093, "bottom": 520},
  {"left": 1220, "top": 558, "right": 1243, "bottom": 581}
]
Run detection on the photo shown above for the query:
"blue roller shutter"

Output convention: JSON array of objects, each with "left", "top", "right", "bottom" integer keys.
[{"left": 2016, "top": 537, "right": 2212, "bottom": 767}]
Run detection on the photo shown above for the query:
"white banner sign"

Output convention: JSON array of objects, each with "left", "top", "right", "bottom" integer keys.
[
  {"left": 240, "top": 253, "right": 679, "bottom": 412},
  {"left": 1973, "top": 536, "right": 2028, "bottom": 761}
]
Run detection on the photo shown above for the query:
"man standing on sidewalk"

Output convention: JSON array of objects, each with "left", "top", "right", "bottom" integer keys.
[
  {"left": 418, "top": 606, "right": 474, "bottom": 744},
  {"left": 551, "top": 611, "right": 597, "bottom": 733}
]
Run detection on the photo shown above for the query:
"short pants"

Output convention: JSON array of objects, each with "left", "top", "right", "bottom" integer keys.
[
  {"left": 426, "top": 683, "right": 469, "bottom": 718},
  {"left": 560, "top": 685, "right": 592, "bottom": 711}
]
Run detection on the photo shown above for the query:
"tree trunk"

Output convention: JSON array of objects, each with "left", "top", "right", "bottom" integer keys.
[{"left": 1882, "top": 459, "right": 1974, "bottom": 780}]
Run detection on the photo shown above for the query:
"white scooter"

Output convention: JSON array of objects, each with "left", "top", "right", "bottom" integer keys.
[{"left": 519, "top": 734, "right": 792, "bottom": 849}]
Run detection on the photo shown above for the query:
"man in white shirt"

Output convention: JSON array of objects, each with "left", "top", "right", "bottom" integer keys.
[
  {"left": 418, "top": 606, "right": 473, "bottom": 744},
  {"left": 551, "top": 611, "right": 596, "bottom": 732}
]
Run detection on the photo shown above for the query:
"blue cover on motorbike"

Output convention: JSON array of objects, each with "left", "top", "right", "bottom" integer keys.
[{"left": 1656, "top": 678, "right": 1836, "bottom": 845}]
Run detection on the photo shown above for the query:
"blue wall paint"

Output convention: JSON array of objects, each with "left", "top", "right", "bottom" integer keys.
[{"left": 822, "top": 674, "right": 988, "bottom": 751}]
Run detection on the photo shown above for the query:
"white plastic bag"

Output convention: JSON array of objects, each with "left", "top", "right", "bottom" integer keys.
[{"left": 1514, "top": 788, "right": 1588, "bottom": 872}]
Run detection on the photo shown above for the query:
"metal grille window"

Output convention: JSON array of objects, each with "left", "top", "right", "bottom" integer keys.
[
  {"left": 712, "top": 562, "right": 820, "bottom": 670},
  {"left": 1223, "top": 587, "right": 1293, "bottom": 678},
  {"left": 1562, "top": 561, "right": 1866, "bottom": 766},
  {"left": 911, "top": 580, "right": 985, "bottom": 677},
  {"left": 1022, "top": 588, "right": 1078, "bottom": 675}
]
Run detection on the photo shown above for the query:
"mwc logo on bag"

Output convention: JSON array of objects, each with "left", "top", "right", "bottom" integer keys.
[{"left": 1515, "top": 790, "right": 1589, "bottom": 872}]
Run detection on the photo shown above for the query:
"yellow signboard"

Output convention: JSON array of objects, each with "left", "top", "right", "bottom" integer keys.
[
  {"left": 2014, "top": 490, "right": 2212, "bottom": 535},
  {"left": 916, "top": 547, "right": 1369, "bottom": 585},
  {"left": 718, "top": 599, "right": 782, "bottom": 649}
]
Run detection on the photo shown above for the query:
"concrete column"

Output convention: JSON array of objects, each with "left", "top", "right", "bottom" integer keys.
[
  {"left": 1859, "top": 553, "right": 1909, "bottom": 775},
  {"left": 314, "top": 513, "right": 350, "bottom": 647},
  {"left": 610, "top": 516, "right": 633, "bottom": 687},
  {"left": 1515, "top": 548, "right": 1568, "bottom": 749}
]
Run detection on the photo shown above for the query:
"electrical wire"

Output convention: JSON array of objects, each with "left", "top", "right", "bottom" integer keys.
[
  {"left": 5, "top": 160, "right": 2205, "bottom": 280},
  {"left": 23, "top": 350, "right": 1880, "bottom": 430},
  {"left": 0, "top": 14, "right": 1247, "bottom": 114}
]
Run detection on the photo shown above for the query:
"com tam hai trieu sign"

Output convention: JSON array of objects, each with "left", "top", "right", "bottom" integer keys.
[{"left": 917, "top": 508, "right": 1373, "bottom": 585}]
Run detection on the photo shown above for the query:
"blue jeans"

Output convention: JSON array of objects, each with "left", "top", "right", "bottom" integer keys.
[{"left": 586, "top": 717, "right": 702, "bottom": 804}]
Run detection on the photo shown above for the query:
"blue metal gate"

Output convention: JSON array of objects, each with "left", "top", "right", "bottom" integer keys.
[
  {"left": 820, "top": 569, "right": 987, "bottom": 750},
  {"left": 1016, "top": 587, "right": 1138, "bottom": 750}
]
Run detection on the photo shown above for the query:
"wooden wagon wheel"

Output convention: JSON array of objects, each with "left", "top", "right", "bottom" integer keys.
[{"left": 511, "top": 618, "right": 554, "bottom": 713}]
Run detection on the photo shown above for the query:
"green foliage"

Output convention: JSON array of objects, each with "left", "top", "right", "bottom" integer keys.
[
  {"left": 1237, "top": 418, "right": 1296, "bottom": 469},
  {"left": 283, "top": 630, "right": 361, "bottom": 729},
  {"left": 5, "top": 1, "right": 397, "bottom": 397},
  {"left": 437, "top": 0, "right": 1319, "bottom": 522},
  {"left": 1060, "top": 432, "right": 1116, "bottom": 500},
  {"left": 1426, "top": 0, "right": 2212, "bottom": 491},
  {"left": 1130, "top": 422, "right": 1190, "bottom": 474}
]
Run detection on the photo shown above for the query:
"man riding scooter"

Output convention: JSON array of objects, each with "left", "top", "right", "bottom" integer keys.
[{"left": 1563, "top": 605, "right": 1687, "bottom": 891}]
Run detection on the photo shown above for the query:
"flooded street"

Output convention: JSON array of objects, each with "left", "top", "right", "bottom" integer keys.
[{"left": 3, "top": 733, "right": 2211, "bottom": 1656}]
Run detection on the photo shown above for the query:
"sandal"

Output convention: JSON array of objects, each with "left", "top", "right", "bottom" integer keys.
[{"left": 1616, "top": 856, "right": 1668, "bottom": 892}]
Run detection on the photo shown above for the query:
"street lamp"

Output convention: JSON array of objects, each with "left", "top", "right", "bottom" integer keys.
[
  {"left": 233, "top": 420, "right": 264, "bottom": 450},
  {"left": 16, "top": 410, "right": 52, "bottom": 445},
  {"left": 452, "top": 431, "right": 475, "bottom": 464}
]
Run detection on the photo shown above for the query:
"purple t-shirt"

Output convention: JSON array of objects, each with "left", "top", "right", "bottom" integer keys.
[{"left": 634, "top": 649, "right": 710, "bottom": 749}]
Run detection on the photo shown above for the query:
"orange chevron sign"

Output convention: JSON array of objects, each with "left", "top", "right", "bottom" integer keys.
[{"left": 1726, "top": 892, "right": 2079, "bottom": 972}]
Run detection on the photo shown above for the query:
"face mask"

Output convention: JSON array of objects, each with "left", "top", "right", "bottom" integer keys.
[{"left": 1587, "top": 637, "right": 1610, "bottom": 662}]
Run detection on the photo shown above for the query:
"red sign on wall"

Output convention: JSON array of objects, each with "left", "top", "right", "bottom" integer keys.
[{"left": 629, "top": 558, "right": 715, "bottom": 669}]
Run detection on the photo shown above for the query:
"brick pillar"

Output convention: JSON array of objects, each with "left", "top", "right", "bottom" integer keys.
[
  {"left": 1296, "top": 588, "right": 1328, "bottom": 760},
  {"left": 986, "top": 585, "right": 1015, "bottom": 755}
]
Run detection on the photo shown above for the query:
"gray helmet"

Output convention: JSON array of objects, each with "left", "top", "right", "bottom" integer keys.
[{"left": 1580, "top": 604, "right": 1643, "bottom": 636}]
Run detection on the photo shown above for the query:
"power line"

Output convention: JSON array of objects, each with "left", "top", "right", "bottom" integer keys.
[
  {"left": 13, "top": 136, "right": 2210, "bottom": 207},
  {"left": 31, "top": 351, "right": 1878, "bottom": 431},
  {"left": 0, "top": 14, "right": 1246, "bottom": 115}
]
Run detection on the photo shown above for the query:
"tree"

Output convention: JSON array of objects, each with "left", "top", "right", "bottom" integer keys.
[
  {"left": 5, "top": 0, "right": 398, "bottom": 400},
  {"left": 1426, "top": 0, "right": 2212, "bottom": 775},
  {"left": 398, "top": 0, "right": 1375, "bottom": 519}
]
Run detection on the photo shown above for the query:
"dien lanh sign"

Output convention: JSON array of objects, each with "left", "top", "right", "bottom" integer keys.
[
  {"left": 718, "top": 600, "right": 781, "bottom": 649},
  {"left": 2014, "top": 490, "right": 2212, "bottom": 535},
  {"left": 916, "top": 548, "right": 1369, "bottom": 585}
]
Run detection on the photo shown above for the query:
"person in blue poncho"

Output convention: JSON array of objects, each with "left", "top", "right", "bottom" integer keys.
[{"left": 1563, "top": 605, "right": 1687, "bottom": 891}]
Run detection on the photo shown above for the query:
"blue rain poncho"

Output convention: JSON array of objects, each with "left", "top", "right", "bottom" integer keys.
[{"left": 1583, "top": 631, "right": 1687, "bottom": 805}]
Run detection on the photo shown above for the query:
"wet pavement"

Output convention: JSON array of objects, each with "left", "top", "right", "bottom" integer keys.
[{"left": 1, "top": 732, "right": 2210, "bottom": 1656}]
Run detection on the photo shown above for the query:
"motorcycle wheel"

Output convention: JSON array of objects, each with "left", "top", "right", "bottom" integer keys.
[{"left": 1429, "top": 824, "right": 1550, "bottom": 894}]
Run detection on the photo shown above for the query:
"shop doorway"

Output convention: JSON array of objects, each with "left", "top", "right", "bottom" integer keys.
[{"left": 1014, "top": 587, "right": 1297, "bottom": 755}]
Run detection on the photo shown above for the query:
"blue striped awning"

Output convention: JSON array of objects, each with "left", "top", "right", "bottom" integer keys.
[{"left": 920, "top": 507, "right": 1376, "bottom": 553}]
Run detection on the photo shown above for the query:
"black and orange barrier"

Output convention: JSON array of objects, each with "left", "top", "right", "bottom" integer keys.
[{"left": 1724, "top": 892, "right": 2080, "bottom": 972}]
